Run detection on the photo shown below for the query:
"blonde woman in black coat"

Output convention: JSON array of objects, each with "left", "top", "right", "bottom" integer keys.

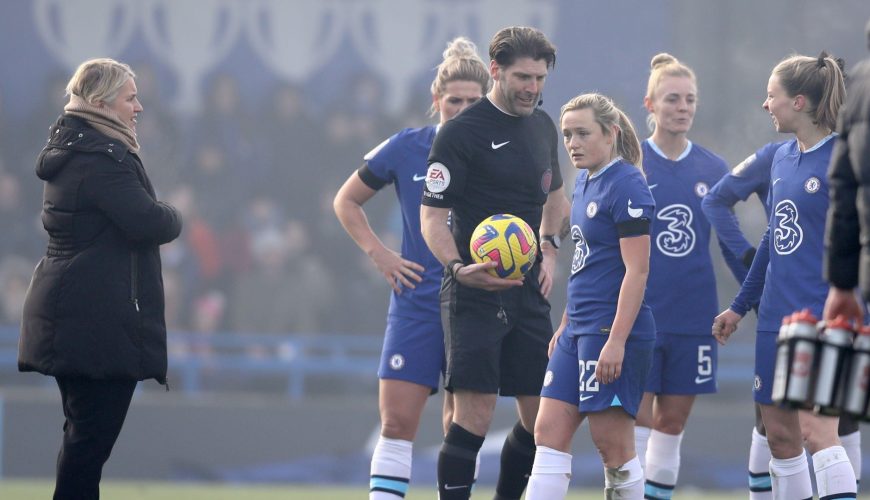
[{"left": 19, "top": 58, "right": 181, "bottom": 500}]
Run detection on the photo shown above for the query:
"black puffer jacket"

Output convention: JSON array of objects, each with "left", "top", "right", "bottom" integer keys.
[
  {"left": 19, "top": 115, "right": 181, "bottom": 382},
  {"left": 825, "top": 62, "right": 870, "bottom": 301}
]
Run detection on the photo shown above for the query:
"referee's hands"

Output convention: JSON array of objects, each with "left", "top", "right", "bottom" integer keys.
[{"left": 455, "top": 261, "right": 524, "bottom": 291}]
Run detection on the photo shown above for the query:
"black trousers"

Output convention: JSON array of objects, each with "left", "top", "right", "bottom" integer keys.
[{"left": 53, "top": 377, "right": 137, "bottom": 500}]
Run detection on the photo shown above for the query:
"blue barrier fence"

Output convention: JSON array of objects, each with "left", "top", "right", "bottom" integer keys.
[{"left": 0, "top": 325, "right": 755, "bottom": 399}]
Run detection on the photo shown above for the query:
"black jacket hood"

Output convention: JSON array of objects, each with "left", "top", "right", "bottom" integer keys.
[{"left": 36, "top": 115, "right": 130, "bottom": 180}]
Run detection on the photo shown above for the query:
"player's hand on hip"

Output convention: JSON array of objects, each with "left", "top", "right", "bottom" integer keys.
[
  {"left": 456, "top": 261, "right": 523, "bottom": 291},
  {"left": 712, "top": 309, "right": 742, "bottom": 346},
  {"left": 370, "top": 247, "right": 424, "bottom": 294},
  {"left": 596, "top": 339, "right": 624, "bottom": 385}
]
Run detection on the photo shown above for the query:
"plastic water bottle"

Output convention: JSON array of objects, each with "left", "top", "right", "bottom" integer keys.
[
  {"left": 773, "top": 309, "right": 819, "bottom": 409},
  {"left": 771, "top": 314, "right": 794, "bottom": 404},
  {"left": 813, "top": 316, "right": 854, "bottom": 415},
  {"left": 843, "top": 325, "right": 870, "bottom": 420}
]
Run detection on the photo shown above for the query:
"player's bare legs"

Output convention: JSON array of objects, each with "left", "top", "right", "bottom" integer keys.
[
  {"left": 636, "top": 393, "right": 695, "bottom": 499},
  {"left": 379, "top": 379, "right": 431, "bottom": 440},
  {"left": 370, "top": 379, "right": 431, "bottom": 499},
  {"left": 526, "top": 397, "right": 582, "bottom": 499},
  {"left": 452, "top": 390, "right": 498, "bottom": 436},
  {"left": 758, "top": 405, "right": 856, "bottom": 498},
  {"left": 591, "top": 408, "right": 644, "bottom": 498},
  {"left": 442, "top": 392, "right": 455, "bottom": 436}
]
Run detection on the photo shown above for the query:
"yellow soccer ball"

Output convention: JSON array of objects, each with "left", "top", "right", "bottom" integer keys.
[{"left": 469, "top": 214, "right": 538, "bottom": 279}]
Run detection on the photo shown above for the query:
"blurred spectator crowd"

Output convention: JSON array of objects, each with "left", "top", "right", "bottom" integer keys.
[{"left": 0, "top": 65, "right": 429, "bottom": 338}]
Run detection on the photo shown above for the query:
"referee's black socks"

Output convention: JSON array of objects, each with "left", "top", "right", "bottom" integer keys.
[
  {"left": 494, "top": 420, "right": 537, "bottom": 500},
  {"left": 438, "top": 423, "right": 484, "bottom": 500}
]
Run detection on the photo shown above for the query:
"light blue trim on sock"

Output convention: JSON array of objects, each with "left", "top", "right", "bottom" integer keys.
[
  {"left": 748, "top": 471, "right": 772, "bottom": 492},
  {"left": 370, "top": 475, "right": 410, "bottom": 496},
  {"left": 644, "top": 480, "right": 674, "bottom": 500}
]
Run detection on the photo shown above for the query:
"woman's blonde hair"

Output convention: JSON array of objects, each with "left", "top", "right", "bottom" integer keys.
[
  {"left": 772, "top": 51, "right": 845, "bottom": 131},
  {"left": 65, "top": 58, "right": 135, "bottom": 106},
  {"left": 428, "top": 37, "right": 491, "bottom": 116},
  {"left": 645, "top": 53, "right": 696, "bottom": 130},
  {"left": 560, "top": 93, "right": 643, "bottom": 169}
]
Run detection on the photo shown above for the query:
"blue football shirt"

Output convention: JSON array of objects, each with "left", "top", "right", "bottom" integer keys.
[
  {"left": 359, "top": 126, "right": 442, "bottom": 322},
  {"left": 643, "top": 139, "right": 739, "bottom": 335},
  {"left": 702, "top": 141, "right": 787, "bottom": 265},
  {"left": 566, "top": 159, "right": 656, "bottom": 340},
  {"left": 730, "top": 135, "right": 836, "bottom": 330}
]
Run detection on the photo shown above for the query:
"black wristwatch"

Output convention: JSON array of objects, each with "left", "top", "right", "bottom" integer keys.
[{"left": 541, "top": 234, "right": 560, "bottom": 250}]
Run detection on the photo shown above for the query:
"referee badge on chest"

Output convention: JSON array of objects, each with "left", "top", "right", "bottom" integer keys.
[
  {"left": 586, "top": 201, "right": 598, "bottom": 218},
  {"left": 540, "top": 169, "right": 553, "bottom": 194},
  {"left": 804, "top": 177, "right": 820, "bottom": 194}
]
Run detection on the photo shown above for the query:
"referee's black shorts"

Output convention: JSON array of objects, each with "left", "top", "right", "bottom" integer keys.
[{"left": 440, "top": 264, "right": 552, "bottom": 396}]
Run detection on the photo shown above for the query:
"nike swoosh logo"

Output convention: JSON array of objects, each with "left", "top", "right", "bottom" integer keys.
[
  {"left": 579, "top": 394, "right": 595, "bottom": 402},
  {"left": 695, "top": 376, "right": 713, "bottom": 384},
  {"left": 412, "top": 173, "right": 426, "bottom": 182},
  {"left": 444, "top": 484, "right": 469, "bottom": 490},
  {"left": 627, "top": 199, "right": 643, "bottom": 218},
  {"left": 772, "top": 178, "right": 783, "bottom": 186},
  {"left": 491, "top": 140, "right": 510, "bottom": 150},
  {"left": 648, "top": 184, "right": 658, "bottom": 189}
]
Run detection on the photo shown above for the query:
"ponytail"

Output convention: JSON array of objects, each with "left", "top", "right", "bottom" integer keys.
[
  {"left": 428, "top": 37, "right": 491, "bottom": 116},
  {"left": 773, "top": 51, "right": 846, "bottom": 131},
  {"left": 615, "top": 108, "right": 642, "bottom": 166}
]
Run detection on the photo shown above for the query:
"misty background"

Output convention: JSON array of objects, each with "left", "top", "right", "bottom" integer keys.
[{"left": 0, "top": 0, "right": 869, "bottom": 491}]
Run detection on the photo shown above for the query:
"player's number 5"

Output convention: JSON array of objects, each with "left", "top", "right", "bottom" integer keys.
[{"left": 697, "top": 345, "right": 712, "bottom": 376}]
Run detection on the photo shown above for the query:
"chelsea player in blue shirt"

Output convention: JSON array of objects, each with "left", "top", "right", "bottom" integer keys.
[
  {"left": 713, "top": 52, "right": 855, "bottom": 500},
  {"left": 634, "top": 53, "right": 744, "bottom": 500},
  {"left": 526, "top": 93, "right": 654, "bottom": 499},
  {"left": 704, "top": 139, "right": 863, "bottom": 498},
  {"left": 333, "top": 38, "right": 490, "bottom": 500},
  {"left": 702, "top": 141, "right": 786, "bottom": 277}
]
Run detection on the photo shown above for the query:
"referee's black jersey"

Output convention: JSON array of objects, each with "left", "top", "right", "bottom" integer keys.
[{"left": 422, "top": 97, "right": 562, "bottom": 261}]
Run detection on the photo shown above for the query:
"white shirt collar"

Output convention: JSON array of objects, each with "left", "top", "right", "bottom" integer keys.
[
  {"left": 803, "top": 133, "right": 836, "bottom": 153},
  {"left": 646, "top": 138, "right": 692, "bottom": 161},
  {"left": 589, "top": 156, "right": 622, "bottom": 179}
]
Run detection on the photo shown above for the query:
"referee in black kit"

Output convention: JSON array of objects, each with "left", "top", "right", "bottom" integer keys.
[{"left": 420, "top": 26, "right": 570, "bottom": 500}]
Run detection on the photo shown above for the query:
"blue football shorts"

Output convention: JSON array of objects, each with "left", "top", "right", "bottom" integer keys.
[
  {"left": 753, "top": 330, "right": 778, "bottom": 404},
  {"left": 645, "top": 332, "right": 718, "bottom": 395},
  {"left": 541, "top": 332, "right": 654, "bottom": 418},
  {"left": 378, "top": 314, "right": 445, "bottom": 391}
]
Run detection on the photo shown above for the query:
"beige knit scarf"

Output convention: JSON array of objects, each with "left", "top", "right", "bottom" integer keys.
[{"left": 63, "top": 95, "right": 140, "bottom": 153}]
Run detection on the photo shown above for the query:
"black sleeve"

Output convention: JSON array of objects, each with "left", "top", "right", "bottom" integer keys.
[
  {"left": 422, "top": 120, "right": 469, "bottom": 208},
  {"left": 85, "top": 161, "right": 182, "bottom": 245},
  {"left": 617, "top": 218, "right": 651, "bottom": 238},
  {"left": 357, "top": 164, "right": 389, "bottom": 191},
  {"left": 546, "top": 114, "right": 564, "bottom": 192},
  {"left": 824, "top": 113, "right": 860, "bottom": 290}
]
